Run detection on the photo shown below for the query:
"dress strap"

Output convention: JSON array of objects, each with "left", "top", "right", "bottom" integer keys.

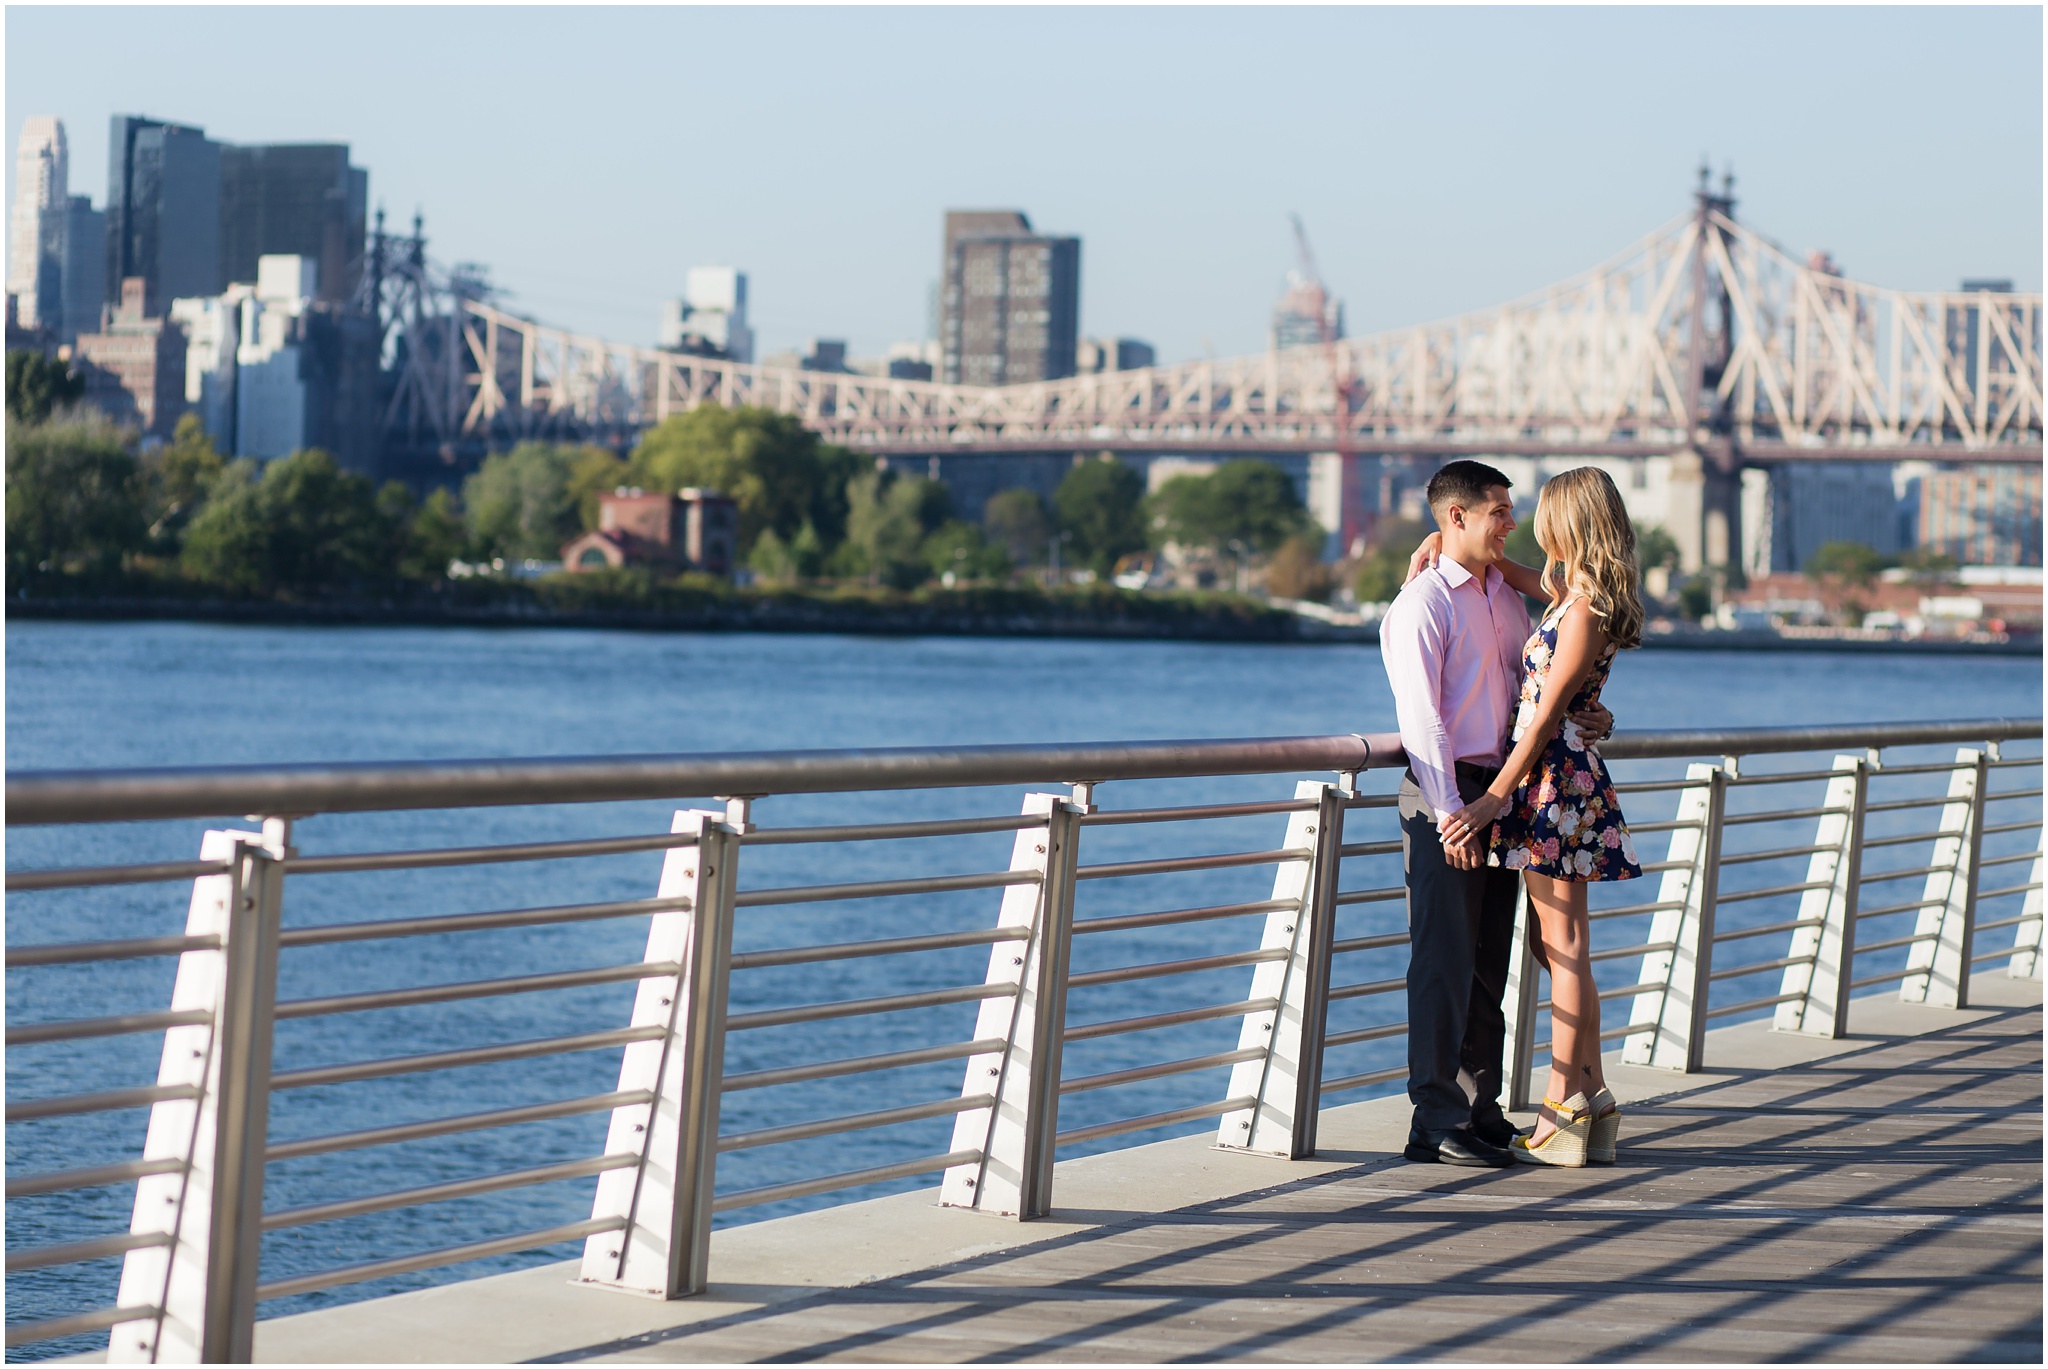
[{"left": 1543, "top": 593, "right": 1583, "bottom": 628}]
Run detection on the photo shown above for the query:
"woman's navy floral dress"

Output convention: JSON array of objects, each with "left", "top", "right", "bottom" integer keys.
[{"left": 1488, "top": 595, "right": 1642, "bottom": 881}]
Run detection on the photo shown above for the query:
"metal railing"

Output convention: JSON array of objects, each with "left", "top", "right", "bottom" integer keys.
[{"left": 5, "top": 719, "right": 2041, "bottom": 1362}]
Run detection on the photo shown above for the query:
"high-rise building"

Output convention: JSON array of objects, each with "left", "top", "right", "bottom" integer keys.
[
  {"left": 1272, "top": 272, "right": 1343, "bottom": 350},
  {"left": 10, "top": 118, "right": 70, "bottom": 333},
  {"left": 170, "top": 284, "right": 251, "bottom": 449},
  {"left": 60, "top": 196, "right": 106, "bottom": 345},
  {"left": 1752, "top": 462, "right": 1906, "bottom": 573},
  {"left": 106, "top": 115, "right": 223, "bottom": 317},
  {"left": 1920, "top": 465, "right": 2043, "bottom": 567},
  {"left": 1077, "top": 337, "right": 1156, "bottom": 373},
  {"left": 73, "top": 277, "right": 187, "bottom": 436},
  {"left": 218, "top": 144, "right": 367, "bottom": 305},
  {"left": 939, "top": 210, "right": 1080, "bottom": 386},
  {"left": 659, "top": 267, "right": 752, "bottom": 361}
]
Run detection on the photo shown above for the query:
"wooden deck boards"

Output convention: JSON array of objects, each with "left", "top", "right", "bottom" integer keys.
[{"left": 562, "top": 1003, "right": 2042, "bottom": 1364}]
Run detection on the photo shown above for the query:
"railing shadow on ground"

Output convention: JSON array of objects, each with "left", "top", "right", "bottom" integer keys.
[
  {"left": 5, "top": 719, "right": 2042, "bottom": 1362},
  {"left": 526, "top": 1002, "right": 2043, "bottom": 1365}
]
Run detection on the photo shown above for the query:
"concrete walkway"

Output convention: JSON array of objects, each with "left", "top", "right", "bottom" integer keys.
[{"left": 250, "top": 974, "right": 2042, "bottom": 1363}]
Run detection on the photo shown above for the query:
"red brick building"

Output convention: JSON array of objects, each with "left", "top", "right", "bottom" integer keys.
[
  {"left": 562, "top": 487, "right": 738, "bottom": 577},
  {"left": 71, "top": 277, "right": 186, "bottom": 437}
]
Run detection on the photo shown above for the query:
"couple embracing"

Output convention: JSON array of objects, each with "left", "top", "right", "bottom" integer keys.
[{"left": 1381, "top": 460, "right": 1645, "bottom": 1169}]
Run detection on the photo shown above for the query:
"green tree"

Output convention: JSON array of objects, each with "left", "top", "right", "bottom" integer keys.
[
  {"left": 1504, "top": 517, "right": 1541, "bottom": 568},
  {"left": 400, "top": 487, "right": 469, "bottom": 585},
  {"left": 1350, "top": 517, "right": 1429, "bottom": 605},
  {"left": 1053, "top": 457, "right": 1147, "bottom": 574},
  {"left": 841, "top": 469, "right": 946, "bottom": 588},
  {"left": 1636, "top": 522, "right": 1681, "bottom": 572},
  {"left": 462, "top": 443, "right": 583, "bottom": 562},
  {"left": 628, "top": 406, "right": 858, "bottom": 556},
  {"left": 5, "top": 409, "right": 145, "bottom": 589},
  {"left": 923, "top": 520, "right": 1010, "bottom": 582},
  {"left": 176, "top": 462, "right": 270, "bottom": 594},
  {"left": 983, "top": 487, "right": 1051, "bottom": 567},
  {"left": 565, "top": 445, "right": 630, "bottom": 531},
  {"left": 1805, "top": 540, "right": 1889, "bottom": 586},
  {"left": 1266, "top": 532, "right": 1335, "bottom": 602},
  {"left": 181, "top": 450, "right": 392, "bottom": 597},
  {"left": 140, "top": 414, "right": 226, "bottom": 551},
  {"left": 748, "top": 520, "right": 827, "bottom": 583},
  {"left": 1897, "top": 545, "right": 1960, "bottom": 582},
  {"left": 1146, "top": 459, "right": 1316, "bottom": 556},
  {"left": 6, "top": 349, "right": 84, "bottom": 425}
]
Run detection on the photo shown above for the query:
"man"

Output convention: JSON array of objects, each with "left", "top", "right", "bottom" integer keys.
[{"left": 1379, "top": 460, "right": 1610, "bottom": 1167}]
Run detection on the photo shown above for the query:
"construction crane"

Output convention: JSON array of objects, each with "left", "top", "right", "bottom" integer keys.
[{"left": 1285, "top": 214, "right": 1367, "bottom": 556}]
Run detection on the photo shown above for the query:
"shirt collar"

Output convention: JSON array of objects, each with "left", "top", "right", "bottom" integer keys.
[{"left": 1437, "top": 554, "right": 1495, "bottom": 592}]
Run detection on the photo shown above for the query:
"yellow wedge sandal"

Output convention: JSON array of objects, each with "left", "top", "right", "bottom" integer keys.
[
  {"left": 1589, "top": 1087, "right": 1621, "bottom": 1165},
  {"left": 1509, "top": 1093, "right": 1593, "bottom": 1167}
]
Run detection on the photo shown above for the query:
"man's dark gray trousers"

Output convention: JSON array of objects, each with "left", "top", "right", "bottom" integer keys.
[{"left": 1399, "top": 767, "right": 1521, "bottom": 1134}]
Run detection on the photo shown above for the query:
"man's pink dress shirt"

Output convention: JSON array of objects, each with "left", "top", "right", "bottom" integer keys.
[{"left": 1379, "top": 554, "right": 1532, "bottom": 824}]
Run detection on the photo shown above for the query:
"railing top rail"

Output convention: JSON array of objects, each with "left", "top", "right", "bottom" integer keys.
[{"left": 4, "top": 718, "right": 2039, "bottom": 827}]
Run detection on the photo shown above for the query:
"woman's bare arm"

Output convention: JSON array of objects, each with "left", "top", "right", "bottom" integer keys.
[
  {"left": 1403, "top": 530, "right": 1552, "bottom": 601},
  {"left": 1439, "top": 599, "right": 1609, "bottom": 844}
]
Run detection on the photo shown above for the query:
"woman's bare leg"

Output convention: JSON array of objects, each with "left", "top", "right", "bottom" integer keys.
[{"left": 1525, "top": 871, "right": 1604, "bottom": 1142}]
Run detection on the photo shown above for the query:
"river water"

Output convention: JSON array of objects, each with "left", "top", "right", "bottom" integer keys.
[{"left": 6, "top": 622, "right": 2041, "bottom": 1355}]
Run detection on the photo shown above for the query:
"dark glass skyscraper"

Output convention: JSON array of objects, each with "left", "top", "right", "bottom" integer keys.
[
  {"left": 219, "top": 144, "right": 367, "bottom": 304},
  {"left": 105, "top": 115, "right": 221, "bottom": 316},
  {"left": 940, "top": 210, "right": 1080, "bottom": 386}
]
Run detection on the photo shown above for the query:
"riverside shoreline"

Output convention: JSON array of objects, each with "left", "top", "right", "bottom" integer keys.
[{"left": 7, "top": 594, "right": 2041, "bottom": 655}]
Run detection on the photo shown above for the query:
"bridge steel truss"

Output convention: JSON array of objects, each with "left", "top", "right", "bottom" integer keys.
[{"left": 386, "top": 208, "right": 2043, "bottom": 466}]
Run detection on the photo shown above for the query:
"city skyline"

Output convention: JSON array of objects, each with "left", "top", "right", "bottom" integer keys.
[{"left": 7, "top": 6, "right": 2042, "bottom": 365}]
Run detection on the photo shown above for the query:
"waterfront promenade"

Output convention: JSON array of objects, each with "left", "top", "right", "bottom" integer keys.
[{"left": 246, "top": 973, "right": 2041, "bottom": 1364}]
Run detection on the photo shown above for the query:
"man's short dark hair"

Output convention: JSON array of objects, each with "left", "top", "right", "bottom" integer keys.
[{"left": 1426, "top": 460, "right": 1513, "bottom": 520}]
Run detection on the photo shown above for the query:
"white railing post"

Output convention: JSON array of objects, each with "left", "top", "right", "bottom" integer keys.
[
  {"left": 942, "top": 793, "right": 1080, "bottom": 1218},
  {"left": 1900, "top": 748, "right": 1990, "bottom": 1009},
  {"left": 1775, "top": 755, "right": 1869, "bottom": 1037},
  {"left": 111, "top": 820, "right": 288, "bottom": 1365},
  {"left": 1499, "top": 886, "right": 1539, "bottom": 1112},
  {"left": 1217, "top": 780, "right": 1342, "bottom": 1158},
  {"left": 1623, "top": 764, "right": 1726, "bottom": 1071},
  {"left": 581, "top": 808, "right": 738, "bottom": 1298},
  {"left": 2008, "top": 833, "right": 2045, "bottom": 979}
]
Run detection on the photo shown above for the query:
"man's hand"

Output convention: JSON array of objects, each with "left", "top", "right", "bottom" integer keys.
[
  {"left": 1441, "top": 830, "right": 1484, "bottom": 870},
  {"left": 1569, "top": 701, "right": 1614, "bottom": 743},
  {"left": 1403, "top": 531, "right": 1444, "bottom": 585}
]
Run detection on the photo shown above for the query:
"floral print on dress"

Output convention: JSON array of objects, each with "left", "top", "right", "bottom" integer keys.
[{"left": 1488, "top": 596, "right": 1642, "bottom": 882}]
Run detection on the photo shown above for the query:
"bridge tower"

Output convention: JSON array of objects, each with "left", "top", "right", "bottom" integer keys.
[{"left": 1667, "top": 164, "right": 1746, "bottom": 579}]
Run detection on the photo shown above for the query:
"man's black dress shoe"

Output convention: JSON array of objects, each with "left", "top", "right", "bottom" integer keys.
[
  {"left": 1469, "top": 1114, "right": 1528, "bottom": 1150},
  {"left": 1403, "top": 1125, "right": 1513, "bottom": 1168}
]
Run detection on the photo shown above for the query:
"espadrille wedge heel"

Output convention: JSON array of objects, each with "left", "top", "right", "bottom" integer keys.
[
  {"left": 1509, "top": 1093, "right": 1592, "bottom": 1167},
  {"left": 1589, "top": 1087, "right": 1621, "bottom": 1165}
]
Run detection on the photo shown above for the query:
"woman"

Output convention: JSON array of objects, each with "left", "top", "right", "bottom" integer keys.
[{"left": 1418, "top": 466, "right": 1644, "bottom": 1167}]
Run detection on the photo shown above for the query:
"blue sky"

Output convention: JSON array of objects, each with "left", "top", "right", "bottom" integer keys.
[{"left": 8, "top": 5, "right": 2041, "bottom": 363}]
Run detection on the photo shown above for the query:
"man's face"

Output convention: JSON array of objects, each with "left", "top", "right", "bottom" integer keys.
[{"left": 1447, "top": 485, "right": 1516, "bottom": 563}]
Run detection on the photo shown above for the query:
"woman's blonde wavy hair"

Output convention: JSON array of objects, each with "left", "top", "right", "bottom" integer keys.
[{"left": 1533, "top": 466, "right": 1644, "bottom": 650}]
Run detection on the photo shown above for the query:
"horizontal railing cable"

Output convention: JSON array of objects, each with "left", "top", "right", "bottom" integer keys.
[
  {"left": 725, "top": 982, "right": 1013, "bottom": 1033},
  {"left": 734, "top": 868, "right": 1038, "bottom": 907},
  {"left": 1065, "top": 997, "right": 1278, "bottom": 1043},
  {"left": 6, "top": 932, "right": 220, "bottom": 967},
  {"left": 275, "top": 962, "right": 682, "bottom": 1020},
  {"left": 262, "top": 1154, "right": 638, "bottom": 1232},
  {"left": 278, "top": 896, "right": 694, "bottom": 948},
  {"left": 722, "top": 1039, "right": 1004, "bottom": 1093},
  {"left": 256, "top": 1217, "right": 628, "bottom": 1302},
  {"left": 266, "top": 1090, "right": 653, "bottom": 1163},
  {"left": 712, "top": 1149, "right": 983, "bottom": 1214},
  {"left": 718, "top": 1094, "right": 992, "bottom": 1153},
  {"left": 269, "top": 1026, "right": 668, "bottom": 1092}
]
